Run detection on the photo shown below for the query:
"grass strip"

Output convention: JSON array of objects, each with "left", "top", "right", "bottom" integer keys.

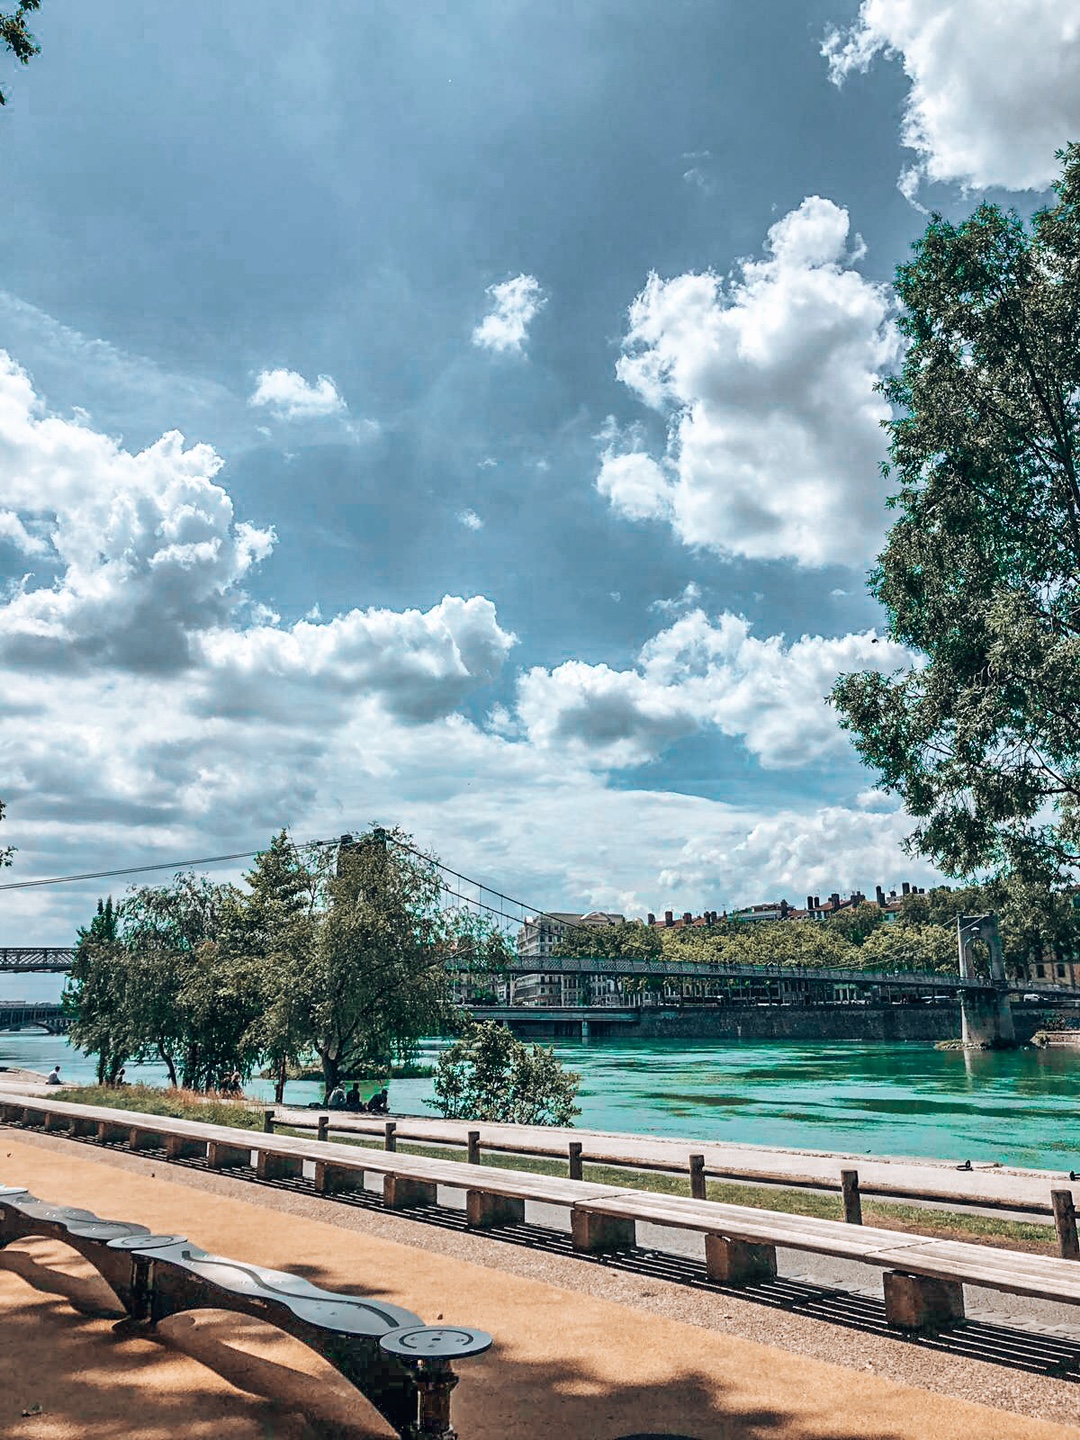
[{"left": 53, "top": 1087, "right": 1056, "bottom": 1253}]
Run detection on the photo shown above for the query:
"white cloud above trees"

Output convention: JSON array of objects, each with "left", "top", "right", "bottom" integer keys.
[
  {"left": 472, "top": 275, "right": 547, "bottom": 355},
  {"left": 517, "top": 609, "right": 910, "bottom": 769},
  {"left": 597, "top": 198, "right": 899, "bottom": 567},
  {"left": 249, "top": 367, "right": 347, "bottom": 419},
  {"left": 824, "top": 0, "right": 1080, "bottom": 193}
]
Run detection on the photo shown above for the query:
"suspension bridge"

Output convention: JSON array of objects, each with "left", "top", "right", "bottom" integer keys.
[{"left": 2, "top": 833, "right": 1080, "bottom": 1045}]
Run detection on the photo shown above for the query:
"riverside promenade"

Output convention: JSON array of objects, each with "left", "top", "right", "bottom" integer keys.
[
  {"left": 271, "top": 1106, "right": 1077, "bottom": 1216},
  {"left": 2, "top": 1129, "right": 1079, "bottom": 1438}
]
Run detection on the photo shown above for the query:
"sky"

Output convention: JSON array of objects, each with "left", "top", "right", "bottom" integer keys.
[{"left": 2, "top": 0, "right": 1080, "bottom": 948}]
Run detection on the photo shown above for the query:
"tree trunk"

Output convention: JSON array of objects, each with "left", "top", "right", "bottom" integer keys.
[
  {"left": 158, "top": 1044, "right": 178, "bottom": 1088},
  {"left": 274, "top": 1053, "right": 287, "bottom": 1106},
  {"left": 320, "top": 1049, "right": 340, "bottom": 1102}
]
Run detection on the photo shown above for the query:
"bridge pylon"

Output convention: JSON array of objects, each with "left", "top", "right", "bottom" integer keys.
[{"left": 956, "top": 914, "right": 1016, "bottom": 1048}]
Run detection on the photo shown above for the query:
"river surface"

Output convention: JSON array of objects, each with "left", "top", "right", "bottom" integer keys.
[{"left": 3, "top": 1032, "right": 1078, "bottom": 1171}]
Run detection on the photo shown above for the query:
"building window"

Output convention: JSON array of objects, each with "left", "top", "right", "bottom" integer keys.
[
  {"left": 1037, "top": 964, "right": 1046, "bottom": 978},
  {"left": 1057, "top": 964, "right": 1066, "bottom": 978}
]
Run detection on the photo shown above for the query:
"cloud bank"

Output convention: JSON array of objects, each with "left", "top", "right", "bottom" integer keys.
[
  {"left": 597, "top": 198, "right": 899, "bottom": 567},
  {"left": 824, "top": 0, "right": 1080, "bottom": 193},
  {"left": 0, "top": 352, "right": 935, "bottom": 942},
  {"left": 518, "top": 610, "right": 911, "bottom": 769}
]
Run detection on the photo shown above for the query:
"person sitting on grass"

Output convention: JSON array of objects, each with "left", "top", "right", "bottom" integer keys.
[
  {"left": 45, "top": 1065, "right": 61, "bottom": 1085},
  {"left": 366, "top": 1087, "right": 388, "bottom": 1114},
  {"left": 327, "top": 1083, "right": 346, "bottom": 1109},
  {"left": 345, "top": 1083, "right": 361, "bottom": 1111}
]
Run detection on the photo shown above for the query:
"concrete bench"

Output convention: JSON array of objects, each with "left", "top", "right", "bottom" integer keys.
[
  {"left": 0, "top": 1183, "right": 491, "bottom": 1438},
  {"left": 9, "top": 1094, "right": 1080, "bottom": 1334},
  {"left": 570, "top": 1191, "right": 1080, "bottom": 1330}
]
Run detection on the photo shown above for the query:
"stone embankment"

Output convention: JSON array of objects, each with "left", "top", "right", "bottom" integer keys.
[{"left": 629, "top": 1001, "right": 1078, "bottom": 1043}]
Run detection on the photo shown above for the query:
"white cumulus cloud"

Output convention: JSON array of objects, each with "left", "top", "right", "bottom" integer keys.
[
  {"left": 824, "top": 0, "right": 1080, "bottom": 193},
  {"left": 598, "top": 198, "right": 899, "bottom": 567},
  {"left": 517, "top": 609, "right": 911, "bottom": 769},
  {"left": 472, "top": 274, "right": 547, "bottom": 355},
  {"left": 249, "top": 367, "right": 347, "bottom": 419}
]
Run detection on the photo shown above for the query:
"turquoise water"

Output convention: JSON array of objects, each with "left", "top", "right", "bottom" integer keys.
[{"left": 3, "top": 1032, "right": 1078, "bottom": 1172}]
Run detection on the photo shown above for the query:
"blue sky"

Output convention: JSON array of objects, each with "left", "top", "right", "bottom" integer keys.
[{"left": 2, "top": 0, "right": 1079, "bottom": 946}]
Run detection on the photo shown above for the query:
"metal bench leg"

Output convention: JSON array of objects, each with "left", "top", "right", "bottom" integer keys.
[
  {"left": 165, "top": 1136, "right": 208, "bottom": 1160},
  {"left": 883, "top": 1271, "right": 965, "bottom": 1332},
  {"left": 383, "top": 1176, "right": 438, "bottom": 1210},
  {"left": 314, "top": 1162, "right": 365, "bottom": 1195},
  {"left": 466, "top": 1191, "right": 525, "bottom": 1230},
  {"left": 570, "top": 1209, "right": 635, "bottom": 1253},
  {"left": 207, "top": 1141, "right": 253, "bottom": 1170},
  {"left": 256, "top": 1151, "right": 304, "bottom": 1180},
  {"left": 705, "top": 1235, "right": 777, "bottom": 1285}
]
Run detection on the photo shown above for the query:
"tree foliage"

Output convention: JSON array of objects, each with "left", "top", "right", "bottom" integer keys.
[
  {"left": 552, "top": 920, "right": 662, "bottom": 961},
  {"left": 65, "top": 828, "right": 483, "bottom": 1098},
  {"left": 833, "top": 145, "right": 1080, "bottom": 886},
  {"left": 0, "top": 1, "right": 41, "bottom": 105},
  {"left": 430, "top": 1019, "right": 581, "bottom": 1125}
]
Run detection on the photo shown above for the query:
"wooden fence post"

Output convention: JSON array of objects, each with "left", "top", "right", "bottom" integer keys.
[
  {"left": 317, "top": 1115, "right": 329, "bottom": 1143},
  {"left": 262, "top": 1109, "right": 275, "bottom": 1134},
  {"left": 841, "top": 1169, "right": 862, "bottom": 1226},
  {"left": 385, "top": 1121, "right": 397, "bottom": 1153},
  {"left": 468, "top": 1130, "right": 481, "bottom": 1166},
  {"left": 1052, "top": 1189, "right": 1079, "bottom": 1260},
  {"left": 568, "top": 1141, "right": 583, "bottom": 1181},
  {"left": 689, "top": 1154, "right": 706, "bottom": 1200}
]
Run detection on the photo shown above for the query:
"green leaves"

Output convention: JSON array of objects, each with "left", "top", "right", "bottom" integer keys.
[
  {"left": 0, "top": 1, "right": 42, "bottom": 105},
  {"left": 833, "top": 144, "right": 1080, "bottom": 885},
  {"left": 430, "top": 1019, "right": 581, "bottom": 1126}
]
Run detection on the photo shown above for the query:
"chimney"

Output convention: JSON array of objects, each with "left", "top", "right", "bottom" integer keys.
[
  {"left": 813, "top": 896, "right": 820, "bottom": 910},
  {"left": 875, "top": 885, "right": 885, "bottom": 907},
  {"left": 664, "top": 910, "right": 673, "bottom": 927},
  {"left": 902, "top": 882, "right": 910, "bottom": 896},
  {"left": 806, "top": 895, "right": 814, "bottom": 910},
  {"left": 647, "top": 912, "right": 656, "bottom": 926},
  {"left": 780, "top": 899, "right": 789, "bottom": 918},
  {"left": 683, "top": 911, "right": 693, "bottom": 925}
]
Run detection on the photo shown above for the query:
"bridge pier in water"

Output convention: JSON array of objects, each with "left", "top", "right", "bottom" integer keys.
[{"left": 957, "top": 915, "right": 1017, "bottom": 1049}]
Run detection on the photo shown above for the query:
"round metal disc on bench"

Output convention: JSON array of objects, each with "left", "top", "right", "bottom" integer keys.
[
  {"left": 379, "top": 1325, "right": 493, "bottom": 1361},
  {"left": 106, "top": 1233, "right": 188, "bottom": 1251}
]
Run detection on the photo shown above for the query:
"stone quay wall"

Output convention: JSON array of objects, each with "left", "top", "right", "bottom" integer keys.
[{"left": 623, "top": 1003, "right": 1078, "bottom": 1043}]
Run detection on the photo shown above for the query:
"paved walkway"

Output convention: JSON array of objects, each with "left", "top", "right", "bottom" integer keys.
[
  {"left": 2, "top": 1134, "right": 1079, "bottom": 1439},
  {"left": 273, "top": 1106, "right": 1076, "bottom": 1214}
]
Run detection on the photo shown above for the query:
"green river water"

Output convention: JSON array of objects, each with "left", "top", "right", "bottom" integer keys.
[{"left": 3, "top": 1032, "right": 1078, "bottom": 1171}]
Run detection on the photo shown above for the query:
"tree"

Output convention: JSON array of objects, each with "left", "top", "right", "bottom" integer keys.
[
  {"left": 553, "top": 920, "right": 662, "bottom": 961},
  {"left": 66, "top": 874, "right": 262, "bottom": 1091},
  {"left": 430, "top": 1019, "right": 581, "bottom": 1125},
  {"left": 300, "top": 829, "right": 460, "bottom": 1097},
  {"left": 859, "top": 921, "right": 957, "bottom": 974},
  {"left": 825, "top": 902, "right": 886, "bottom": 947},
  {"left": 1, "top": 2, "right": 41, "bottom": 105},
  {"left": 833, "top": 145, "right": 1080, "bottom": 886},
  {"left": 0, "top": 797, "right": 12, "bottom": 868},
  {"left": 227, "top": 831, "right": 325, "bottom": 1103},
  {"left": 65, "top": 898, "right": 131, "bottom": 1084}
]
